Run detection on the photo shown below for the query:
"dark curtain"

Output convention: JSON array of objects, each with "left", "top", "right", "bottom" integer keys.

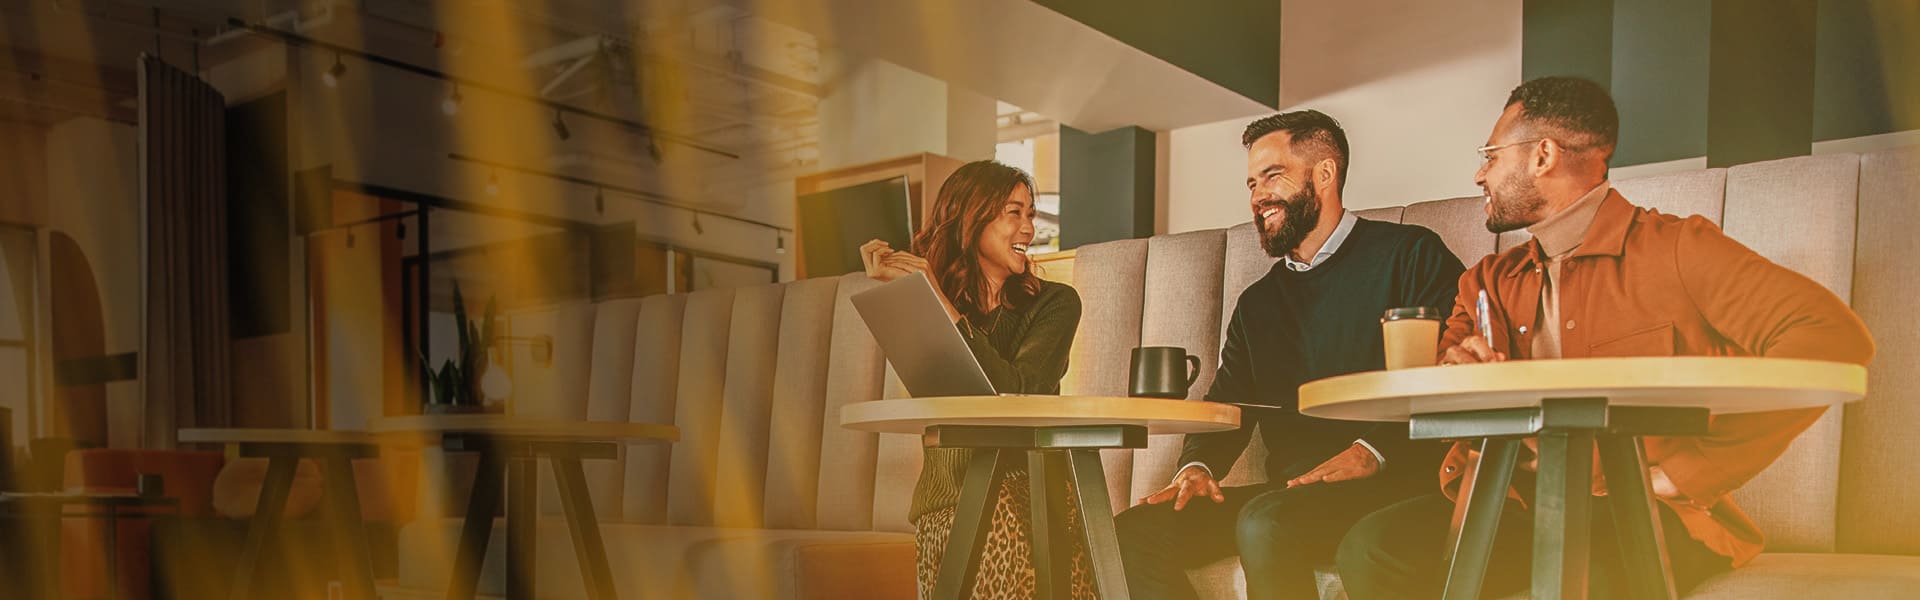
[{"left": 140, "top": 54, "right": 231, "bottom": 447}]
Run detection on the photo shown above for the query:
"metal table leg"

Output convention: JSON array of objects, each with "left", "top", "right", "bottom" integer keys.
[
  {"left": 506, "top": 453, "right": 537, "bottom": 600},
  {"left": 1534, "top": 429, "right": 1596, "bottom": 600},
  {"left": 446, "top": 448, "right": 503, "bottom": 600},
  {"left": 1068, "top": 449, "right": 1130, "bottom": 600},
  {"left": 552, "top": 450, "right": 618, "bottom": 600},
  {"left": 320, "top": 455, "right": 379, "bottom": 600},
  {"left": 1442, "top": 438, "right": 1522, "bottom": 600},
  {"left": 230, "top": 456, "right": 298, "bottom": 600},
  {"left": 1598, "top": 435, "right": 1678, "bottom": 600},
  {"left": 932, "top": 448, "right": 1005, "bottom": 600},
  {"left": 1028, "top": 450, "right": 1059, "bottom": 600}
]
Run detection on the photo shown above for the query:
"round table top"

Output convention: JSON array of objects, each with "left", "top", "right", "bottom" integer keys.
[
  {"left": 839, "top": 395, "right": 1241, "bottom": 435},
  {"left": 1298, "top": 356, "right": 1866, "bottom": 423},
  {"left": 370, "top": 415, "right": 679, "bottom": 444},
  {"left": 178, "top": 428, "right": 380, "bottom": 445}
]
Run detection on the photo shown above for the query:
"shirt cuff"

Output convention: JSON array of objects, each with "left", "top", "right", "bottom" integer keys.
[
  {"left": 1175, "top": 461, "right": 1213, "bottom": 483},
  {"left": 1354, "top": 439, "right": 1386, "bottom": 470}
]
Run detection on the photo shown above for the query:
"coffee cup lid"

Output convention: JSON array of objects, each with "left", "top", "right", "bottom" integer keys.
[{"left": 1382, "top": 306, "right": 1443, "bottom": 321}]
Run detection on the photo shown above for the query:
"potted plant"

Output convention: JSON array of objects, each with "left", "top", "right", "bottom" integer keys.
[{"left": 420, "top": 284, "right": 500, "bottom": 414}]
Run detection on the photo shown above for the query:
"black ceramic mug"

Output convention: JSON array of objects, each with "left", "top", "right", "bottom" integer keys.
[{"left": 1130, "top": 346, "right": 1202, "bottom": 399}]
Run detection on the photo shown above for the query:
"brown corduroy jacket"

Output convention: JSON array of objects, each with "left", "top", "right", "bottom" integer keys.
[{"left": 1435, "top": 189, "right": 1875, "bottom": 566}]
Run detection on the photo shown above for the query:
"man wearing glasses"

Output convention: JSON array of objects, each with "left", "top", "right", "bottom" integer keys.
[{"left": 1333, "top": 76, "right": 1875, "bottom": 598}]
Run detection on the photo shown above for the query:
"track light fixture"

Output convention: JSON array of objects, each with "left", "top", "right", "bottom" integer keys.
[
  {"left": 692, "top": 213, "right": 704, "bottom": 235},
  {"left": 345, "top": 231, "right": 356, "bottom": 248},
  {"left": 776, "top": 234, "right": 786, "bottom": 255},
  {"left": 322, "top": 52, "right": 346, "bottom": 88},
  {"left": 552, "top": 109, "right": 570, "bottom": 141},
  {"left": 647, "top": 137, "right": 663, "bottom": 163},
  {"left": 441, "top": 84, "right": 462, "bottom": 116},
  {"left": 594, "top": 188, "right": 605, "bottom": 215},
  {"left": 486, "top": 170, "right": 500, "bottom": 196}
]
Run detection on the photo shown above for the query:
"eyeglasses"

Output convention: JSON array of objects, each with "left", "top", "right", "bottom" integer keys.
[{"left": 1476, "top": 138, "right": 1545, "bottom": 163}]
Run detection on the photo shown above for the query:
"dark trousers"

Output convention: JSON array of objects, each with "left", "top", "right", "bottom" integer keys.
[
  {"left": 1114, "top": 464, "right": 1427, "bottom": 600},
  {"left": 1335, "top": 493, "right": 1733, "bottom": 600}
]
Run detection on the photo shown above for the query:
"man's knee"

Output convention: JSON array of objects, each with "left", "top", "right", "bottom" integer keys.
[
  {"left": 1114, "top": 501, "right": 1174, "bottom": 547},
  {"left": 1234, "top": 488, "right": 1298, "bottom": 546},
  {"left": 1334, "top": 508, "right": 1394, "bottom": 577}
]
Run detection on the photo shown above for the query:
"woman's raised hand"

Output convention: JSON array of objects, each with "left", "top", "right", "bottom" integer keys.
[{"left": 860, "top": 239, "right": 912, "bottom": 282}]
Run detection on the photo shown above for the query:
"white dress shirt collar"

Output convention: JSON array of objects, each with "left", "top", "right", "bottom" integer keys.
[{"left": 1281, "top": 209, "right": 1358, "bottom": 272}]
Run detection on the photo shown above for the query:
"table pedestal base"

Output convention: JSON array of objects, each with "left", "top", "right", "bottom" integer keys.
[
  {"left": 1421, "top": 398, "right": 1708, "bottom": 600},
  {"left": 925, "top": 425, "right": 1144, "bottom": 600},
  {"left": 443, "top": 437, "right": 620, "bottom": 600},
  {"left": 227, "top": 442, "right": 380, "bottom": 600}
]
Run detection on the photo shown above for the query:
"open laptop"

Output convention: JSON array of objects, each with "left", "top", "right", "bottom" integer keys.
[{"left": 850, "top": 272, "right": 1000, "bottom": 398}]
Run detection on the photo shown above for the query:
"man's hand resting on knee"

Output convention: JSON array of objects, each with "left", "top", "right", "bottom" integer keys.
[
  {"left": 1142, "top": 465, "right": 1225, "bottom": 510},
  {"left": 1285, "top": 443, "right": 1380, "bottom": 488}
]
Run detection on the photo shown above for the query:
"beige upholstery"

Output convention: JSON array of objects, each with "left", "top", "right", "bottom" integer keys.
[
  {"left": 1403, "top": 195, "right": 1497, "bottom": 265},
  {"left": 1353, "top": 205, "right": 1403, "bottom": 224},
  {"left": 813, "top": 275, "right": 886, "bottom": 531},
  {"left": 762, "top": 278, "right": 840, "bottom": 529},
  {"left": 1839, "top": 146, "right": 1920, "bottom": 556},
  {"left": 1063, "top": 239, "right": 1153, "bottom": 506},
  {"left": 1687, "top": 553, "right": 1920, "bottom": 599},
  {"left": 711, "top": 284, "right": 786, "bottom": 528},
  {"left": 395, "top": 149, "right": 1918, "bottom": 600},
  {"left": 623, "top": 294, "right": 685, "bottom": 524},
  {"left": 1720, "top": 154, "right": 1861, "bottom": 552}
]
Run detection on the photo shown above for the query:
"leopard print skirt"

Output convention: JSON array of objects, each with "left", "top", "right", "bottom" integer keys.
[{"left": 913, "top": 470, "right": 1097, "bottom": 599}]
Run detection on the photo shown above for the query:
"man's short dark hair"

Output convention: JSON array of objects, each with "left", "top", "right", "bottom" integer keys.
[
  {"left": 1505, "top": 76, "right": 1619, "bottom": 159},
  {"left": 1242, "top": 109, "right": 1350, "bottom": 193}
]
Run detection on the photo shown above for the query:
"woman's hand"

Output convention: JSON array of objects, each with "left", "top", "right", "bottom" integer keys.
[{"left": 859, "top": 239, "right": 911, "bottom": 282}]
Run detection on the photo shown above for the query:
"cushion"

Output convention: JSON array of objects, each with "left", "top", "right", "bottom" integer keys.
[
  {"left": 624, "top": 294, "right": 688, "bottom": 523},
  {"left": 1688, "top": 552, "right": 1920, "bottom": 599},
  {"left": 667, "top": 289, "right": 737, "bottom": 526},
  {"left": 713, "top": 284, "right": 787, "bottom": 528},
  {"left": 1721, "top": 154, "right": 1862, "bottom": 551},
  {"left": 394, "top": 519, "right": 914, "bottom": 600},
  {"left": 1402, "top": 196, "right": 1496, "bottom": 265},
  {"left": 762, "top": 278, "right": 841, "bottom": 529},
  {"left": 1838, "top": 146, "right": 1920, "bottom": 555},
  {"left": 813, "top": 275, "right": 887, "bottom": 531}
]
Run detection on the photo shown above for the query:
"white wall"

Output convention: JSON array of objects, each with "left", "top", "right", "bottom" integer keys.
[
  {"left": 44, "top": 117, "right": 143, "bottom": 447},
  {"left": 1169, "top": 0, "right": 1523, "bottom": 232}
]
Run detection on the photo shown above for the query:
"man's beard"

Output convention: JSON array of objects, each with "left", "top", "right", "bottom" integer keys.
[
  {"left": 1484, "top": 170, "right": 1546, "bottom": 234},
  {"left": 1258, "top": 183, "right": 1322, "bottom": 259}
]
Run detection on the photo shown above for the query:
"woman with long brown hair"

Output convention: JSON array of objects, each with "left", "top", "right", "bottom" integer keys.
[{"left": 859, "top": 160, "right": 1089, "bottom": 599}]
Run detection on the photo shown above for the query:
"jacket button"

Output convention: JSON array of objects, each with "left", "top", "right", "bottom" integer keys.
[
  {"left": 1445, "top": 465, "right": 1457, "bottom": 473},
  {"left": 1519, "top": 325, "right": 1530, "bottom": 334},
  {"left": 1566, "top": 320, "right": 1577, "bottom": 330}
]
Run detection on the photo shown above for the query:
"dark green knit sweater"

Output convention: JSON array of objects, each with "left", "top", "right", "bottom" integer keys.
[{"left": 907, "top": 280, "right": 1082, "bottom": 523}]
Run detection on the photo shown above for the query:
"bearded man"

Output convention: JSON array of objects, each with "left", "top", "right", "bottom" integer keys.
[{"left": 1112, "top": 110, "right": 1466, "bottom": 600}]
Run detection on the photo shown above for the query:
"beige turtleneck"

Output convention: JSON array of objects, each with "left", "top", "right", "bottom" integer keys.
[{"left": 1526, "top": 181, "right": 1610, "bottom": 359}]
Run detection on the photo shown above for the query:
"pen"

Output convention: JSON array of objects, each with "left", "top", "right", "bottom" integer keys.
[{"left": 1476, "top": 289, "right": 1494, "bottom": 350}]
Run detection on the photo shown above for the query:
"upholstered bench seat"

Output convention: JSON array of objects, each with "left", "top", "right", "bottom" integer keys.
[{"left": 396, "top": 518, "right": 913, "bottom": 599}]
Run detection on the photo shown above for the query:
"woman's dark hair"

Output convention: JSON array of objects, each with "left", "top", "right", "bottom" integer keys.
[{"left": 911, "top": 160, "right": 1042, "bottom": 326}]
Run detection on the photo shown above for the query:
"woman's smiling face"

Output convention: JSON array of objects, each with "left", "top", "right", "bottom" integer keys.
[{"left": 975, "top": 183, "right": 1037, "bottom": 282}]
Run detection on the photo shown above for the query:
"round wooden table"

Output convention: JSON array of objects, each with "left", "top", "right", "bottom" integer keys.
[
  {"left": 178, "top": 428, "right": 384, "bottom": 600},
  {"left": 371, "top": 416, "right": 677, "bottom": 600},
  {"left": 842, "top": 395, "right": 1239, "bottom": 600},
  {"left": 1297, "top": 357, "right": 1866, "bottom": 600}
]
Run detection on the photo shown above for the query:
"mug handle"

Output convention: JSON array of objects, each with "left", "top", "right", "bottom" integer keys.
[{"left": 1184, "top": 355, "right": 1202, "bottom": 388}]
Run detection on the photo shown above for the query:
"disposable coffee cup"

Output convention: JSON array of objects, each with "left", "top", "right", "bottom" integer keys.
[{"left": 1382, "top": 307, "right": 1443, "bottom": 370}]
